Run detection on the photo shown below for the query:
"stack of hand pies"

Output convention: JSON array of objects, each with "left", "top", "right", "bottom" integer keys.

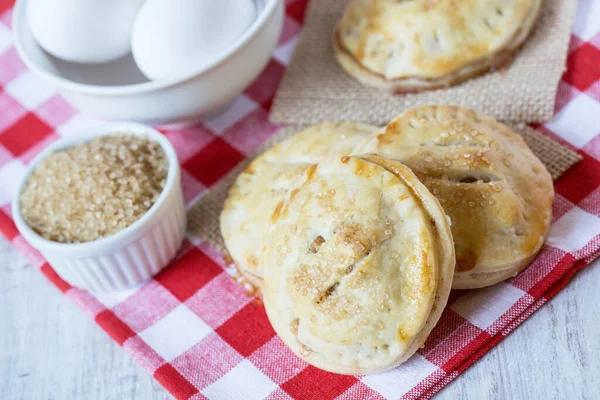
[
  {"left": 221, "top": 0, "right": 551, "bottom": 376},
  {"left": 221, "top": 106, "right": 553, "bottom": 374}
]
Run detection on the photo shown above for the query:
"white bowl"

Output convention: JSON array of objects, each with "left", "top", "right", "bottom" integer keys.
[
  {"left": 12, "top": 123, "right": 187, "bottom": 292},
  {"left": 12, "top": 0, "right": 284, "bottom": 126}
]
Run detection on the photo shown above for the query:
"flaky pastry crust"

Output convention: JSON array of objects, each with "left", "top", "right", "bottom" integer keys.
[
  {"left": 334, "top": 0, "right": 543, "bottom": 92},
  {"left": 262, "top": 155, "right": 454, "bottom": 374},
  {"left": 354, "top": 106, "right": 554, "bottom": 288},
  {"left": 220, "top": 123, "right": 378, "bottom": 291}
]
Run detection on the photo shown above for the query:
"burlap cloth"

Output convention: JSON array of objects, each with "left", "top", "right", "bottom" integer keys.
[
  {"left": 188, "top": 124, "right": 582, "bottom": 252},
  {"left": 269, "top": 0, "right": 577, "bottom": 126}
]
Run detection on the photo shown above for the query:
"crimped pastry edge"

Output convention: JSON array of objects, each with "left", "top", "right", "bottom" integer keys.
[
  {"left": 360, "top": 154, "right": 456, "bottom": 370},
  {"left": 452, "top": 246, "right": 543, "bottom": 289}
]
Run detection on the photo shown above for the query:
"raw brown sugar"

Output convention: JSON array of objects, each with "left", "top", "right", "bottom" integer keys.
[{"left": 20, "top": 135, "right": 168, "bottom": 243}]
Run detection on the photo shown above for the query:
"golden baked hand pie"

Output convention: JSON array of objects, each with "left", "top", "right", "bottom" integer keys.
[
  {"left": 334, "top": 0, "right": 543, "bottom": 92},
  {"left": 220, "top": 122, "right": 378, "bottom": 294},
  {"left": 262, "top": 155, "right": 455, "bottom": 374},
  {"left": 354, "top": 106, "right": 554, "bottom": 288}
]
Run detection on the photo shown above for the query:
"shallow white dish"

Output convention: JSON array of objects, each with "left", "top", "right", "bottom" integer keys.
[
  {"left": 12, "top": 123, "right": 187, "bottom": 292},
  {"left": 12, "top": 0, "right": 284, "bottom": 126}
]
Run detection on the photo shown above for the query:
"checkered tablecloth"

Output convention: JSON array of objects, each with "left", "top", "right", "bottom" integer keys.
[{"left": 1, "top": 0, "right": 600, "bottom": 399}]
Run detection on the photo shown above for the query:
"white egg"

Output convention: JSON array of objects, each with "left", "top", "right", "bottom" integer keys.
[
  {"left": 131, "top": 0, "right": 256, "bottom": 81},
  {"left": 27, "top": 0, "right": 145, "bottom": 64}
]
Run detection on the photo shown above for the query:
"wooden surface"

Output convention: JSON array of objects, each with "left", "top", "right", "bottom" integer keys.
[{"left": 1, "top": 235, "right": 599, "bottom": 400}]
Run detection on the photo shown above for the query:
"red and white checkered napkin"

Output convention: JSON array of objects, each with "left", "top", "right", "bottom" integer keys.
[{"left": 1, "top": 0, "right": 600, "bottom": 398}]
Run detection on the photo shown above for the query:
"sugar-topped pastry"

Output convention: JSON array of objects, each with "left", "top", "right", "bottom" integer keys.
[
  {"left": 334, "top": 0, "right": 543, "bottom": 92},
  {"left": 220, "top": 122, "right": 378, "bottom": 295},
  {"left": 262, "top": 155, "right": 455, "bottom": 374},
  {"left": 354, "top": 106, "right": 553, "bottom": 288}
]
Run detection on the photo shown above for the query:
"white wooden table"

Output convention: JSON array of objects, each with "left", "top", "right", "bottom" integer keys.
[{"left": 1, "top": 235, "right": 599, "bottom": 400}]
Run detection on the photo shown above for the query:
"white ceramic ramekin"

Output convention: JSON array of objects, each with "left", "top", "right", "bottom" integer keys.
[{"left": 12, "top": 123, "right": 187, "bottom": 292}]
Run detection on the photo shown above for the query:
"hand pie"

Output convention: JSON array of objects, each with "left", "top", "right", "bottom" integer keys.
[
  {"left": 220, "top": 122, "right": 378, "bottom": 294},
  {"left": 334, "top": 0, "right": 543, "bottom": 92},
  {"left": 262, "top": 155, "right": 455, "bottom": 374},
  {"left": 354, "top": 106, "right": 553, "bottom": 288}
]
